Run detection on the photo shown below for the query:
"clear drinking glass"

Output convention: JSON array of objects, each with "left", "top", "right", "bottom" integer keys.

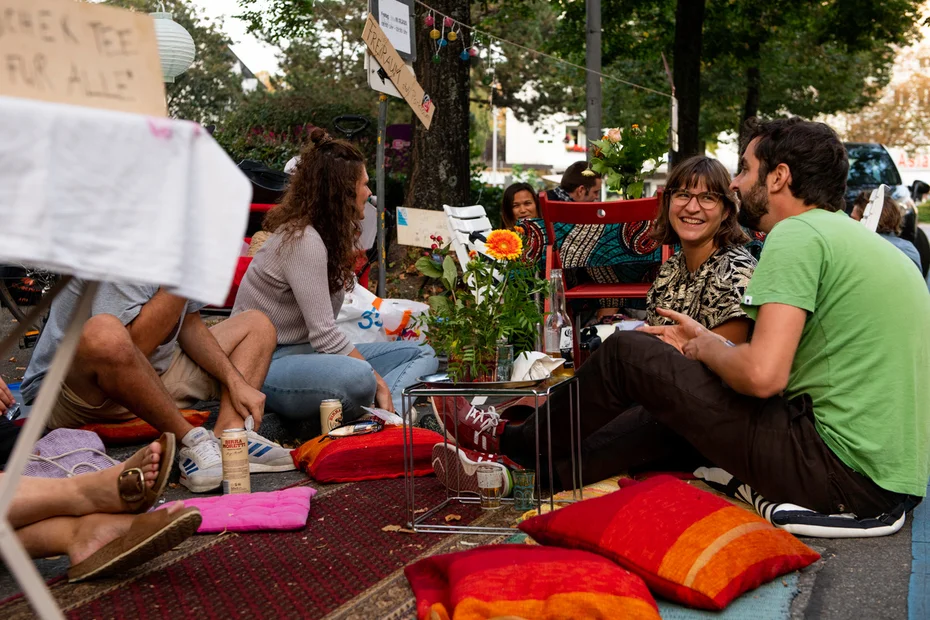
[
  {"left": 495, "top": 341, "right": 514, "bottom": 382},
  {"left": 477, "top": 464, "right": 503, "bottom": 509}
]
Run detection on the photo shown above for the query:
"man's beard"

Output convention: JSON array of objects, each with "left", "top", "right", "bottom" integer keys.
[{"left": 737, "top": 180, "right": 770, "bottom": 230}]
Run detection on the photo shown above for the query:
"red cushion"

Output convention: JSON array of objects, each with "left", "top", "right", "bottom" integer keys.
[
  {"left": 81, "top": 409, "right": 209, "bottom": 446},
  {"left": 404, "top": 544, "right": 660, "bottom": 620},
  {"left": 518, "top": 475, "right": 820, "bottom": 610},
  {"left": 290, "top": 425, "right": 443, "bottom": 482}
]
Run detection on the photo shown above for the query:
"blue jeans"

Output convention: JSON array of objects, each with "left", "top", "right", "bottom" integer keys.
[{"left": 262, "top": 341, "right": 437, "bottom": 431}]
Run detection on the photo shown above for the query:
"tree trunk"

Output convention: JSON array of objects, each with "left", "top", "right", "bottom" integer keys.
[
  {"left": 406, "top": 1, "right": 472, "bottom": 211},
  {"left": 741, "top": 42, "right": 762, "bottom": 129},
  {"left": 671, "top": 0, "right": 705, "bottom": 167}
]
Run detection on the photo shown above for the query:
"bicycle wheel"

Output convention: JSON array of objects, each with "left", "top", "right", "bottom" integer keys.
[{"left": 0, "top": 266, "right": 58, "bottom": 331}]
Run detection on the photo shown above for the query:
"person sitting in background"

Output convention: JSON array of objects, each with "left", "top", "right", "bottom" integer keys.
[
  {"left": 851, "top": 190, "right": 922, "bottom": 272},
  {"left": 546, "top": 161, "right": 602, "bottom": 203},
  {"left": 233, "top": 129, "right": 438, "bottom": 437},
  {"left": 501, "top": 183, "right": 539, "bottom": 230}
]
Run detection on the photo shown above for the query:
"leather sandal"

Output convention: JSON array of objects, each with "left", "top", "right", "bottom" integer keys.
[
  {"left": 67, "top": 505, "right": 201, "bottom": 582},
  {"left": 118, "top": 432, "right": 176, "bottom": 514}
]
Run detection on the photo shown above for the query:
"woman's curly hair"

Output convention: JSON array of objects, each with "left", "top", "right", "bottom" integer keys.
[{"left": 264, "top": 128, "right": 366, "bottom": 295}]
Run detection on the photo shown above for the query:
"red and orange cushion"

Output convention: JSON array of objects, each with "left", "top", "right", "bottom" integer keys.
[
  {"left": 519, "top": 474, "right": 820, "bottom": 611},
  {"left": 405, "top": 544, "right": 660, "bottom": 620},
  {"left": 81, "top": 409, "right": 209, "bottom": 446},
  {"left": 290, "top": 425, "right": 443, "bottom": 482}
]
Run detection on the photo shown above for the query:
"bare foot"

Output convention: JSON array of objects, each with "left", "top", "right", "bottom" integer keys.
[
  {"left": 67, "top": 503, "right": 184, "bottom": 566},
  {"left": 78, "top": 440, "right": 162, "bottom": 515}
]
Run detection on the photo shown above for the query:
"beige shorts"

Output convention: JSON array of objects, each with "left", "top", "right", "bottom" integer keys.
[{"left": 48, "top": 347, "right": 222, "bottom": 429}]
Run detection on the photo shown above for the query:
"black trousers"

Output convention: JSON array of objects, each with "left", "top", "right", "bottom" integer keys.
[{"left": 503, "top": 331, "right": 909, "bottom": 518}]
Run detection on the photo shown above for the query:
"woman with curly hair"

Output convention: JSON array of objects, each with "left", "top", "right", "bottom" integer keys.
[{"left": 233, "top": 129, "right": 437, "bottom": 433}]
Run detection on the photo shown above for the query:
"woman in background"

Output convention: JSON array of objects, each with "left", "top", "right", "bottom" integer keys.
[{"left": 501, "top": 183, "right": 539, "bottom": 229}]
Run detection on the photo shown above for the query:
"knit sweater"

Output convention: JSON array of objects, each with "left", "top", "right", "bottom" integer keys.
[{"left": 232, "top": 225, "right": 353, "bottom": 355}]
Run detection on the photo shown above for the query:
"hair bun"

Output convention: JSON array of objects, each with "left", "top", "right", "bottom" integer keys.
[{"left": 309, "top": 127, "right": 331, "bottom": 147}]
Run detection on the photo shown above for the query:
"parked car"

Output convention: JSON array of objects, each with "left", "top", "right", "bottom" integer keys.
[{"left": 844, "top": 142, "right": 929, "bottom": 276}]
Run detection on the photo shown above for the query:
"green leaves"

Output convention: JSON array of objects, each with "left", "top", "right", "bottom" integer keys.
[
  {"left": 412, "top": 229, "right": 547, "bottom": 381},
  {"left": 427, "top": 295, "right": 451, "bottom": 315},
  {"left": 415, "top": 257, "right": 443, "bottom": 279},
  {"left": 441, "top": 255, "right": 458, "bottom": 292},
  {"left": 591, "top": 122, "right": 669, "bottom": 197}
]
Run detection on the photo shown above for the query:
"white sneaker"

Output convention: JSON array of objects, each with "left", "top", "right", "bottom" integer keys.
[
  {"left": 243, "top": 416, "right": 295, "bottom": 473},
  {"left": 178, "top": 427, "right": 223, "bottom": 493}
]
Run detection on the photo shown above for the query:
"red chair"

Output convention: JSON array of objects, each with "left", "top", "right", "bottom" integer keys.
[{"left": 538, "top": 192, "right": 673, "bottom": 364}]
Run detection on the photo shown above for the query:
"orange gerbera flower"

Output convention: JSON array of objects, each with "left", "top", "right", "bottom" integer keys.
[
  {"left": 514, "top": 225, "right": 525, "bottom": 235},
  {"left": 485, "top": 229, "right": 523, "bottom": 261}
]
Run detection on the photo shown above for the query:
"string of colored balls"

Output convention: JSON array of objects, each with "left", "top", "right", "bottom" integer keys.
[{"left": 425, "top": 12, "right": 479, "bottom": 62}]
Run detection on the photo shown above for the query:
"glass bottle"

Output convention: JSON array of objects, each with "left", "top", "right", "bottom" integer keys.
[{"left": 544, "top": 269, "right": 574, "bottom": 376}]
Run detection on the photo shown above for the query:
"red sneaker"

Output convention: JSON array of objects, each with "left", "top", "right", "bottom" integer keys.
[
  {"left": 431, "top": 398, "right": 508, "bottom": 453},
  {"left": 431, "top": 443, "right": 519, "bottom": 496}
]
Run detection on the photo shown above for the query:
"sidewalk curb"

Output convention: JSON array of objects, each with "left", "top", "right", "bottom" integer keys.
[{"left": 908, "top": 482, "right": 929, "bottom": 620}]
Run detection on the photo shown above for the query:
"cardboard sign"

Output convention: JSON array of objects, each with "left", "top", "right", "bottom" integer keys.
[
  {"left": 362, "top": 13, "right": 434, "bottom": 129},
  {"left": 396, "top": 207, "right": 449, "bottom": 248},
  {"left": 0, "top": 0, "right": 167, "bottom": 117}
]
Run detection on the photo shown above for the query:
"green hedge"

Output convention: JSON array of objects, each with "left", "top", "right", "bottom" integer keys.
[{"left": 215, "top": 90, "right": 378, "bottom": 170}]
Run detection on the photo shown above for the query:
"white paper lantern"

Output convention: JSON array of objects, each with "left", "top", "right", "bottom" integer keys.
[{"left": 151, "top": 12, "right": 196, "bottom": 83}]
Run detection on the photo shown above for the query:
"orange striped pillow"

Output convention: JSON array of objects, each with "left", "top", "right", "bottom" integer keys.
[
  {"left": 80, "top": 409, "right": 209, "bottom": 446},
  {"left": 518, "top": 475, "right": 820, "bottom": 610},
  {"left": 404, "top": 544, "right": 660, "bottom": 620}
]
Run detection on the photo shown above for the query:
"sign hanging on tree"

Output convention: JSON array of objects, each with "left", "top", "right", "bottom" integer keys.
[
  {"left": 0, "top": 0, "right": 167, "bottom": 117},
  {"left": 362, "top": 13, "right": 434, "bottom": 129},
  {"left": 369, "top": 0, "right": 415, "bottom": 61}
]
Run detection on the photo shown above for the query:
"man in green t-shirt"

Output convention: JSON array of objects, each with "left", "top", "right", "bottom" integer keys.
[{"left": 448, "top": 117, "right": 928, "bottom": 520}]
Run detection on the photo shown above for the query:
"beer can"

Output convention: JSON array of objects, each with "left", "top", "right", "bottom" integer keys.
[
  {"left": 320, "top": 399, "right": 344, "bottom": 434},
  {"left": 220, "top": 428, "right": 250, "bottom": 494}
]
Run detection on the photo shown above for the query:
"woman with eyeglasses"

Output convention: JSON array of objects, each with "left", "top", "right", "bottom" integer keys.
[
  {"left": 557, "top": 156, "right": 758, "bottom": 484},
  {"left": 644, "top": 155, "right": 757, "bottom": 346}
]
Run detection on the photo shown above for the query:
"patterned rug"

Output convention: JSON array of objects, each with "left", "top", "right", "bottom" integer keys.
[{"left": 0, "top": 477, "right": 517, "bottom": 619}]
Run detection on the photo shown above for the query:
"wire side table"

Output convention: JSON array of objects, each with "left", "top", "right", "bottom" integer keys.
[{"left": 401, "top": 375, "right": 582, "bottom": 535}]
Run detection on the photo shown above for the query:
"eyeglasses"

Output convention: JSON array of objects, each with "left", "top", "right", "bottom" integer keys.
[{"left": 670, "top": 189, "right": 723, "bottom": 209}]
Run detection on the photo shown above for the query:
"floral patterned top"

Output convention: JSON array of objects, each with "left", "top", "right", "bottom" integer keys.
[{"left": 645, "top": 245, "right": 757, "bottom": 330}]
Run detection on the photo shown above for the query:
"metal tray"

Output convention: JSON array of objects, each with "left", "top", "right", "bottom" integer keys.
[{"left": 417, "top": 372, "right": 545, "bottom": 390}]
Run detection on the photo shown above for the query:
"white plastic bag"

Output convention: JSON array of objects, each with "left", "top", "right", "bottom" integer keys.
[
  {"left": 336, "top": 281, "right": 430, "bottom": 344},
  {"left": 336, "top": 282, "right": 389, "bottom": 343},
  {"left": 378, "top": 298, "right": 430, "bottom": 343}
]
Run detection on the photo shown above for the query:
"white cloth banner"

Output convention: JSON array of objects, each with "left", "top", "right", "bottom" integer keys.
[{"left": 0, "top": 96, "right": 251, "bottom": 305}]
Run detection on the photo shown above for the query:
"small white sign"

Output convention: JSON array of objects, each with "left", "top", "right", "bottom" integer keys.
[
  {"left": 366, "top": 52, "right": 414, "bottom": 99},
  {"left": 396, "top": 207, "right": 449, "bottom": 249},
  {"left": 379, "top": 0, "right": 411, "bottom": 55}
]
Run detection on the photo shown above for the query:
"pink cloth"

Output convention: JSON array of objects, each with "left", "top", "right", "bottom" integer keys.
[{"left": 170, "top": 487, "right": 316, "bottom": 533}]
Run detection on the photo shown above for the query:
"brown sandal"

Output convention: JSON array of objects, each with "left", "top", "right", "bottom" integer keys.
[
  {"left": 118, "top": 432, "right": 175, "bottom": 514},
  {"left": 67, "top": 506, "right": 201, "bottom": 582}
]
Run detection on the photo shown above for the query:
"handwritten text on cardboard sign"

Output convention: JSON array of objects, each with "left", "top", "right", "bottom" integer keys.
[
  {"left": 362, "top": 13, "right": 433, "bottom": 129},
  {"left": 0, "top": 0, "right": 166, "bottom": 117}
]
